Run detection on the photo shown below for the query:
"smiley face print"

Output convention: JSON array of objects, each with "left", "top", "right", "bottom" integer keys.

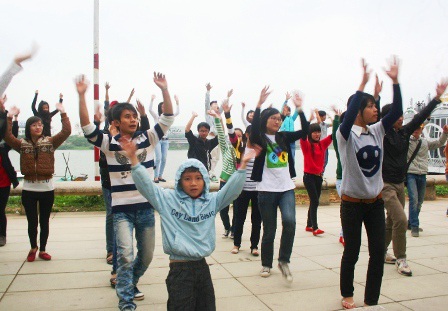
[{"left": 356, "top": 145, "right": 381, "bottom": 177}]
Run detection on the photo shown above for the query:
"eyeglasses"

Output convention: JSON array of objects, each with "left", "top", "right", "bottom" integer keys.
[{"left": 269, "top": 116, "right": 283, "bottom": 122}]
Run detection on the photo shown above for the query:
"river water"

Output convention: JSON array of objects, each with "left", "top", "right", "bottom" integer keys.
[{"left": 9, "top": 148, "right": 338, "bottom": 182}]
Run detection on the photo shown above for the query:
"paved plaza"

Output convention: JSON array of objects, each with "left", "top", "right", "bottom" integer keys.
[{"left": 0, "top": 199, "right": 447, "bottom": 311}]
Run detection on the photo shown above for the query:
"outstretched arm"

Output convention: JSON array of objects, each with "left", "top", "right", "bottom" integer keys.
[
  {"left": 76, "top": 75, "right": 90, "bottom": 127},
  {"left": 174, "top": 95, "right": 180, "bottom": 117},
  {"left": 153, "top": 73, "right": 173, "bottom": 115},
  {"left": 340, "top": 58, "right": 371, "bottom": 140},
  {"left": 0, "top": 48, "right": 34, "bottom": 96},
  {"left": 31, "top": 90, "right": 38, "bottom": 115},
  {"left": 185, "top": 112, "right": 198, "bottom": 133},
  {"left": 50, "top": 103, "right": 71, "bottom": 149},
  {"left": 381, "top": 56, "right": 403, "bottom": 131},
  {"left": 148, "top": 94, "right": 158, "bottom": 121},
  {"left": 250, "top": 86, "right": 271, "bottom": 145},
  {"left": 3, "top": 106, "right": 22, "bottom": 152},
  {"left": 240, "top": 102, "right": 250, "bottom": 127},
  {"left": 127, "top": 88, "right": 135, "bottom": 103}
]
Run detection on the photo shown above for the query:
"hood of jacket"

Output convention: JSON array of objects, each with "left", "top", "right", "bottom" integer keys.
[{"left": 174, "top": 158, "right": 210, "bottom": 199}]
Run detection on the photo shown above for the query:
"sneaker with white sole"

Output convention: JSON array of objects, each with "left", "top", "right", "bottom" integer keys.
[
  {"left": 278, "top": 261, "right": 293, "bottom": 283},
  {"left": 134, "top": 286, "right": 144, "bottom": 300},
  {"left": 384, "top": 252, "right": 397, "bottom": 264},
  {"left": 222, "top": 230, "right": 230, "bottom": 238},
  {"left": 260, "top": 266, "right": 271, "bottom": 278},
  {"left": 396, "top": 258, "right": 412, "bottom": 276}
]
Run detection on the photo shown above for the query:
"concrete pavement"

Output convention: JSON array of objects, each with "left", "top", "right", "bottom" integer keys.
[{"left": 0, "top": 200, "right": 447, "bottom": 311}]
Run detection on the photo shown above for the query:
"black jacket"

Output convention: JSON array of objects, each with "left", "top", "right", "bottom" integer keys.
[{"left": 382, "top": 98, "right": 441, "bottom": 184}]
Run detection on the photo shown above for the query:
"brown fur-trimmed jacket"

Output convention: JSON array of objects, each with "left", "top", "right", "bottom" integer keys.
[{"left": 4, "top": 113, "right": 71, "bottom": 181}]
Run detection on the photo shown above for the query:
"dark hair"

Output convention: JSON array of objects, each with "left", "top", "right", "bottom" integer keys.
[
  {"left": 381, "top": 103, "right": 392, "bottom": 118},
  {"left": 181, "top": 166, "right": 200, "bottom": 177},
  {"left": 25, "top": 116, "right": 43, "bottom": 140},
  {"left": 210, "top": 101, "right": 217, "bottom": 106},
  {"left": 259, "top": 108, "right": 288, "bottom": 151},
  {"left": 347, "top": 93, "right": 375, "bottom": 114},
  {"left": 318, "top": 110, "right": 326, "bottom": 117},
  {"left": 197, "top": 122, "right": 210, "bottom": 131},
  {"left": 308, "top": 123, "right": 322, "bottom": 142},
  {"left": 245, "top": 125, "right": 252, "bottom": 135},
  {"left": 283, "top": 106, "right": 291, "bottom": 113},
  {"left": 37, "top": 101, "right": 49, "bottom": 114},
  {"left": 246, "top": 110, "right": 254, "bottom": 119},
  {"left": 157, "top": 102, "right": 163, "bottom": 116},
  {"left": 111, "top": 103, "right": 137, "bottom": 122}
]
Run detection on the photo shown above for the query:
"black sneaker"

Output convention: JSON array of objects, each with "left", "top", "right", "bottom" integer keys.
[{"left": 134, "top": 287, "right": 144, "bottom": 301}]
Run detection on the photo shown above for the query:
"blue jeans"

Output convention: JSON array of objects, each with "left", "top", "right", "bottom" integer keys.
[
  {"left": 406, "top": 173, "right": 426, "bottom": 228},
  {"left": 102, "top": 187, "right": 114, "bottom": 254},
  {"left": 155, "top": 139, "right": 169, "bottom": 178},
  {"left": 114, "top": 209, "right": 156, "bottom": 310},
  {"left": 258, "top": 190, "right": 296, "bottom": 268}
]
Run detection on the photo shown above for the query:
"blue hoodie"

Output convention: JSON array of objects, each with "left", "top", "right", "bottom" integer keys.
[{"left": 131, "top": 158, "right": 246, "bottom": 261}]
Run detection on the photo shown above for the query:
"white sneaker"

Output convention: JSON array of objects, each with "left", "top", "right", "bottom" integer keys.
[
  {"left": 278, "top": 261, "right": 293, "bottom": 283},
  {"left": 396, "top": 258, "right": 412, "bottom": 276},
  {"left": 260, "top": 266, "right": 271, "bottom": 278},
  {"left": 384, "top": 252, "right": 397, "bottom": 264}
]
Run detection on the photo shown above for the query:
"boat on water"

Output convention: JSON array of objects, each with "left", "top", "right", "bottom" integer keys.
[{"left": 403, "top": 97, "right": 448, "bottom": 174}]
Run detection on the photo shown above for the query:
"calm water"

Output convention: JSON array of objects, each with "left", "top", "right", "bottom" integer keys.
[{"left": 9, "top": 148, "right": 338, "bottom": 182}]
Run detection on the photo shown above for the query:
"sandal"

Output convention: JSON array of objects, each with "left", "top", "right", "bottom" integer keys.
[
  {"left": 230, "top": 246, "right": 239, "bottom": 254},
  {"left": 251, "top": 248, "right": 259, "bottom": 256},
  {"left": 106, "top": 253, "right": 113, "bottom": 265},
  {"left": 341, "top": 298, "right": 356, "bottom": 309}
]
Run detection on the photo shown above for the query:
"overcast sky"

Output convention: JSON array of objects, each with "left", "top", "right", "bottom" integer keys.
[{"left": 2, "top": 0, "right": 448, "bottom": 133}]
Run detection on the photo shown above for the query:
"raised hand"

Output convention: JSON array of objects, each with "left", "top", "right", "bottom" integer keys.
[
  {"left": 153, "top": 72, "right": 167, "bottom": 90},
  {"left": 94, "top": 104, "right": 104, "bottom": 123},
  {"left": 55, "top": 102, "right": 66, "bottom": 113},
  {"left": 128, "top": 88, "right": 135, "bottom": 101},
  {"left": 331, "top": 105, "right": 342, "bottom": 116},
  {"left": 151, "top": 94, "right": 156, "bottom": 101},
  {"left": 174, "top": 95, "right": 179, "bottom": 104},
  {"left": 240, "top": 144, "right": 262, "bottom": 168},
  {"left": 59, "top": 93, "right": 63, "bottom": 99},
  {"left": 384, "top": 56, "right": 399, "bottom": 84},
  {"left": 192, "top": 111, "right": 198, "bottom": 118},
  {"left": 241, "top": 102, "right": 246, "bottom": 108},
  {"left": 374, "top": 74, "right": 383, "bottom": 99},
  {"left": 7, "top": 106, "right": 20, "bottom": 118},
  {"left": 35, "top": 90, "right": 39, "bottom": 94},
  {"left": 14, "top": 44, "right": 38, "bottom": 65},
  {"left": 119, "top": 137, "right": 137, "bottom": 159},
  {"left": 206, "top": 83, "right": 212, "bottom": 91},
  {"left": 360, "top": 58, "right": 371, "bottom": 87},
  {"left": 105, "top": 82, "right": 111, "bottom": 90},
  {"left": 136, "top": 99, "right": 146, "bottom": 116},
  {"left": 257, "top": 86, "right": 271, "bottom": 108},
  {"left": 285, "top": 92, "right": 292, "bottom": 101},
  {"left": 207, "top": 109, "right": 220, "bottom": 118},
  {"left": 436, "top": 79, "right": 448, "bottom": 99},
  {"left": 75, "top": 75, "right": 89, "bottom": 95},
  {"left": 292, "top": 93, "right": 303, "bottom": 109},
  {"left": 227, "top": 89, "right": 233, "bottom": 98},
  {"left": 222, "top": 99, "right": 232, "bottom": 113}
]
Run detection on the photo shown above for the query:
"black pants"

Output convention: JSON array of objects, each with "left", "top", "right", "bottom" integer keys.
[
  {"left": 303, "top": 173, "right": 323, "bottom": 230},
  {"left": 166, "top": 258, "right": 215, "bottom": 311},
  {"left": 218, "top": 181, "right": 234, "bottom": 232},
  {"left": 21, "top": 190, "right": 55, "bottom": 251},
  {"left": 340, "top": 199, "right": 385, "bottom": 306},
  {"left": 232, "top": 190, "right": 261, "bottom": 249},
  {"left": 0, "top": 186, "right": 11, "bottom": 237}
]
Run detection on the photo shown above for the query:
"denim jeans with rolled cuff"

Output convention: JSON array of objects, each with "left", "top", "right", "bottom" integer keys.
[
  {"left": 258, "top": 190, "right": 296, "bottom": 268},
  {"left": 114, "top": 209, "right": 155, "bottom": 311}
]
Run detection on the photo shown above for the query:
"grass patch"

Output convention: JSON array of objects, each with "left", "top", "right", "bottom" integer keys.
[{"left": 6, "top": 195, "right": 105, "bottom": 214}]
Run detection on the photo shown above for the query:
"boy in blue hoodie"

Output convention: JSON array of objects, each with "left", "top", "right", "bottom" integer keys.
[{"left": 120, "top": 138, "right": 257, "bottom": 311}]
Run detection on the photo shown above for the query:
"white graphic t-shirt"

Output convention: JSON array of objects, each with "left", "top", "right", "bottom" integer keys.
[{"left": 257, "top": 134, "right": 295, "bottom": 192}]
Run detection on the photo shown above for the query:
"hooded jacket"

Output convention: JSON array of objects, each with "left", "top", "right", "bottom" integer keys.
[{"left": 131, "top": 158, "right": 246, "bottom": 261}]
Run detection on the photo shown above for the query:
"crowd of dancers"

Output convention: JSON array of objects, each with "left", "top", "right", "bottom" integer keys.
[{"left": 1, "top": 49, "right": 448, "bottom": 311}]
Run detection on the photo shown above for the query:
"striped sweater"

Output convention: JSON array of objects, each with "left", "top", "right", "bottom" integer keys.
[
  {"left": 83, "top": 114, "right": 174, "bottom": 213},
  {"left": 214, "top": 117, "right": 236, "bottom": 181}
]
